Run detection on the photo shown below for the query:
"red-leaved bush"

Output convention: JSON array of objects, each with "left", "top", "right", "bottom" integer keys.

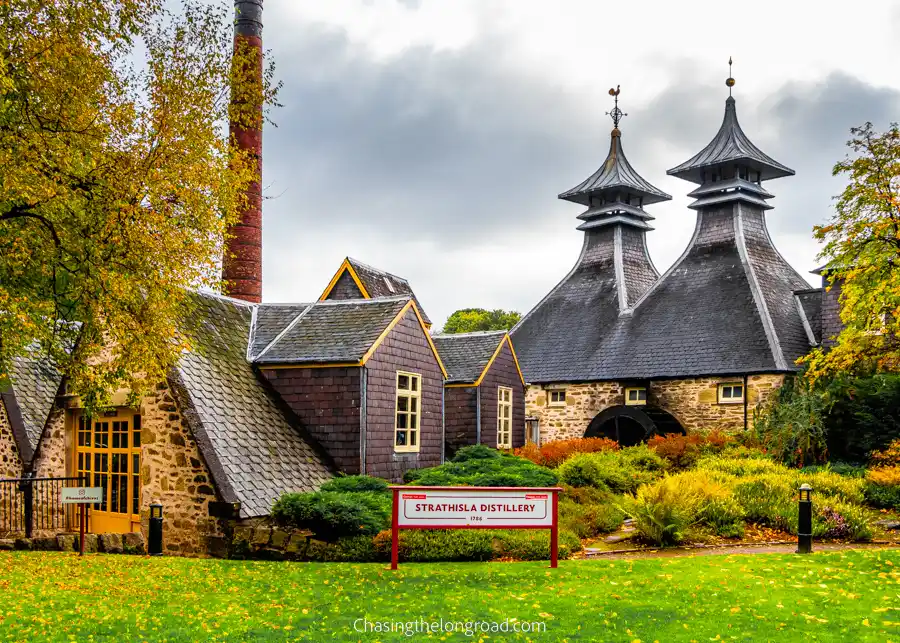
[
  {"left": 514, "top": 437, "right": 619, "bottom": 468},
  {"left": 647, "top": 431, "right": 735, "bottom": 469}
]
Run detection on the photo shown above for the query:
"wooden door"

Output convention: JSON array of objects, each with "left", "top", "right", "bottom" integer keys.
[{"left": 73, "top": 410, "right": 142, "bottom": 533}]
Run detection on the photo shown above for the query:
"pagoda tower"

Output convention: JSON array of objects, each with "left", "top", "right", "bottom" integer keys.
[{"left": 511, "top": 87, "right": 671, "bottom": 382}]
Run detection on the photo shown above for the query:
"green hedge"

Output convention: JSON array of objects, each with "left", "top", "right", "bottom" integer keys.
[
  {"left": 556, "top": 446, "right": 666, "bottom": 493},
  {"left": 404, "top": 448, "right": 557, "bottom": 487},
  {"left": 271, "top": 491, "right": 390, "bottom": 541}
]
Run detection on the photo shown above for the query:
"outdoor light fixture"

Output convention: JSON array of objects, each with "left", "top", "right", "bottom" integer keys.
[
  {"left": 149, "top": 503, "right": 163, "bottom": 556},
  {"left": 797, "top": 484, "right": 813, "bottom": 554}
]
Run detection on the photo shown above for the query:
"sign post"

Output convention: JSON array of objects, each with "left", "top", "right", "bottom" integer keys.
[
  {"left": 61, "top": 487, "right": 102, "bottom": 556},
  {"left": 389, "top": 486, "right": 561, "bottom": 570}
]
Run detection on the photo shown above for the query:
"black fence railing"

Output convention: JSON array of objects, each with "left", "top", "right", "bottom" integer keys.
[{"left": 0, "top": 475, "right": 86, "bottom": 538}]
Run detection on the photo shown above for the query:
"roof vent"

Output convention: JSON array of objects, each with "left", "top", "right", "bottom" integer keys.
[{"left": 383, "top": 276, "right": 395, "bottom": 293}]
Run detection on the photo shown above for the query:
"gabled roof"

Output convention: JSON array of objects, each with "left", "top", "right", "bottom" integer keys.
[
  {"left": 667, "top": 97, "right": 794, "bottom": 184},
  {"left": 171, "top": 292, "right": 334, "bottom": 518},
  {"left": 320, "top": 257, "right": 432, "bottom": 326},
  {"left": 250, "top": 297, "right": 448, "bottom": 376},
  {"left": 559, "top": 128, "right": 671, "bottom": 207},
  {"left": 1, "top": 347, "right": 64, "bottom": 465},
  {"left": 433, "top": 331, "right": 525, "bottom": 386}
]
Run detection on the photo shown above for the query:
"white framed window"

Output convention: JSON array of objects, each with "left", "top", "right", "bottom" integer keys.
[
  {"left": 548, "top": 390, "right": 567, "bottom": 407},
  {"left": 625, "top": 387, "right": 647, "bottom": 406},
  {"left": 498, "top": 387, "right": 513, "bottom": 449},
  {"left": 718, "top": 382, "right": 744, "bottom": 404},
  {"left": 395, "top": 371, "right": 421, "bottom": 452}
]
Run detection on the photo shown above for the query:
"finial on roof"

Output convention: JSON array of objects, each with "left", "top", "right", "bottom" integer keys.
[
  {"left": 605, "top": 85, "right": 627, "bottom": 130},
  {"left": 726, "top": 56, "right": 735, "bottom": 97}
]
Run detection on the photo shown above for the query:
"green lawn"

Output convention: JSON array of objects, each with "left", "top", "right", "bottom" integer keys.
[{"left": 1, "top": 550, "right": 899, "bottom": 642}]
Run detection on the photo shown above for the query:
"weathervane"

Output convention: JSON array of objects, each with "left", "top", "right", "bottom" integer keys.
[
  {"left": 606, "top": 85, "right": 626, "bottom": 128},
  {"left": 726, "top": 56, "right": 735, "bottom": 96}
]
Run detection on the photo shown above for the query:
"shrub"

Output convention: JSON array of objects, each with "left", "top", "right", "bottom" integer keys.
[
  {"left": 319, "top": 475, "right": 390, "bottom": 494},
  {"left": 404, "top": 452, "right": 557, "bottom": 487},
  {"left": 557, "top": 447, "right": 665, "bottom": 493},
  {"left": 697, "top": 455, "right": 784, "bottom": 478},
  {"left": 648, "top": 431, "right": 736, "bottom": 470},
  {"left": 271, "top": 491, "right": 390, "bottom": 541},
  {"left": 627, "top": 477, "right": 704, "bottom": 546},
  {"left": 452, "top": 444, "right": 502, "bottom": 462},
  {"left": 515, "top": 437, "right": 619, "bottom": 468},
  {"left": 303, "top": 535, "right": 382, "bottom": 562},
  {"left": 864, "top": 466, "right": 900, "bottom": 509},
  {"left": 870, "top": 439, "right": 900, "bottom": 467},
  {"left": 825, "top": 374, "right": 900, "bottom": 462},
  {"left": 752, "top": 375, "right": 829, "bottom": 466},
  {"left": 372, "top": 528, "right": 581, "bottom": 562},
  {"left": 559, "top": 498, "right": 624, "bottom": 538}
]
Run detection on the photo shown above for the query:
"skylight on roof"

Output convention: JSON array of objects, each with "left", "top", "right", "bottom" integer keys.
[{"left": 383, "top": 276, "right": 395, "bottom": 293}]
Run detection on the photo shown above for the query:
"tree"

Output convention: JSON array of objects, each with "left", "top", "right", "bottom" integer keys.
[
  {"left": 0, "top": 0, "right": 278, "bottom": 410},
  {"left": 440, "top": 308, "right": 522, "bottom": 334},
  {"left": 802, "top": 122, "right": 900, "bottom": 382}
]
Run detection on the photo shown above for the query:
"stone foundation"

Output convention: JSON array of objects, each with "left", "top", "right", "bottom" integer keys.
[{"left": 526, "top": 374, "right": 786, "bottom": 442}]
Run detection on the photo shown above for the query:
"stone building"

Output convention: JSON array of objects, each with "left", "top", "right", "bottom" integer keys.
[
  {"left": 511, "top": 82, "right": 825, "bottom": 445},
  {"left": 432, "top": 331, "right": 527, "bottom": 457}
]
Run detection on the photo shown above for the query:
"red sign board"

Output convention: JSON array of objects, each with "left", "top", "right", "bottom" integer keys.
[{"left": 389, "top": 486, "right": 561, "bottom": 569}]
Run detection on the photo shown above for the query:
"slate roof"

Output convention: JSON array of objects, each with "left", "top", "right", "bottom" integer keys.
[
  {"left": 795, "top": 288, "right": 824, "bottom": 345},
  {"left": 249, "top": 304, "right": 307, "bottom": 359},
  {"left": 172, "top": 292, "right": 333, "bottom": 517},
  {"left": 7, "top": 350, "right": 62, "bottom": 455},
  {"left": 668, "top": 97, "right": 795, "bottom": 184},
  {"left": 253, "top": 297, "right": 411, "bottom": 365},
  {"left": 559, "top": 128, "right": 672, "bottom": 207},
  {"left": 345, "top": 258, "right": 432, "bottom": 325},
  {"left": 432, "top": 331, "right": 507, "bottom": 384}
]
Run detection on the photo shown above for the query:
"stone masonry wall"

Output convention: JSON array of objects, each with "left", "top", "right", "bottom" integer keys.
[
  {"left": 139, "top": 383, "right": 224, "bottom": 556},
  {"left": 526, "top": 375, "right": 786, "bottom": 442},
  {"left": 28, "top": 385, "right": 224, "bottom": 556},
  {"left": 0, "top": 399, "right": 22, "bottom": 478}
]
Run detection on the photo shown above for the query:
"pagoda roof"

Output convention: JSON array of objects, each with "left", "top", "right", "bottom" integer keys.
[
  {"left": 668, "top": 97, "right": 794, "bottom": 184},
  {"left": 559, "top": 128, "right": 671, "bottom": 207}
]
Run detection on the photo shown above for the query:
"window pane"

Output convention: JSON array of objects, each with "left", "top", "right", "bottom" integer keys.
[
  {"left": 733, "top": 386, "right": 743, "bottom": 398},
  {"left": 628, "top": 390, "right": 637, "bottom": 400},
  {"left": 638, "top": 389, "right": 647, "bottom": 400},
  {"left": 395, "top": 430, "right": 407, "bottom": 446},
  {"left": 398, "top": 374, "right": 409, "bottom": 390},
  {"left": 722, "top": 387, "right": 732, "bottom": 398},
  {"left": 397, "top": 396, "right": 409, "bottom": 412},
  {"left": 410, "top": 431, "right": 416, "bottom": 446},
  {"left": 410, "top": 414, "right": 417, "bottom": 429},
  {"left": 410, "top": 397, "right": 417, "bottom": 412},
  {"left": 411, "top": 377, "right": 418, "bottom": 392},
  {"left": 397, "top": 413, "right": 408, "bottom": 429},
  {"left": 133, "top": 428, "right": 141, "bottom": 447}
]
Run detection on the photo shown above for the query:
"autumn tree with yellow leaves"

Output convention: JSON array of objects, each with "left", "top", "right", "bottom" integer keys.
[
  {"left": 803, "top": 122, "right": 900, "bottom": 380},
  {"left": 0, "top": 0, "right": 277, "bottom": 409}
]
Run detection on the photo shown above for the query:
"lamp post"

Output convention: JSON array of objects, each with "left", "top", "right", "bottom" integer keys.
[
  {"left": 149, "top": 503, "right": 163, "bottom": 556},
  {"left": 797, "top": 484, "right": 813, "bottom": 554}
]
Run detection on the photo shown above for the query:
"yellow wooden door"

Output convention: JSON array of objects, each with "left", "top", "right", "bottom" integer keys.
[{"left": 73, "top": 410, "right": 142, "bottom": 533}]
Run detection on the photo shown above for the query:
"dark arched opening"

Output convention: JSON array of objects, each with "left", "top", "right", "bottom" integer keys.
[{"left": 584, "top": 405, "right": 685, "bottom": 445}]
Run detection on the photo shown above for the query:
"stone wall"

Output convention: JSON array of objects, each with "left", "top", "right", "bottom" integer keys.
[
  {"left": 139, "top": 383, "right": 224, "bottom": 556},
  {"left": 0, "top": 399, "right": 22, "bottom": 478},
  {"left": 526, "top": 375, "right": 786, "bottom": 442},
  {"left": 27, "top": 384, "right": 224, "bottom": 556}
]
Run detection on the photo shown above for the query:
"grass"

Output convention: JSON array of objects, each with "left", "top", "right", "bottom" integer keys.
[{"left": 1, "top": 550, "right": 899, "bottom": 641}]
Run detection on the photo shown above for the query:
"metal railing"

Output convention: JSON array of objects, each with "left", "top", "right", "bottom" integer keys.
[{"left": 0, "top": 475, "right": 86, "bottom": 538}]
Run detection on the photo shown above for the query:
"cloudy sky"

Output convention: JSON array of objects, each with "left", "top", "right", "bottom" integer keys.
[{"left": 255, "top": 0, "right": 900, "bottom": 328}]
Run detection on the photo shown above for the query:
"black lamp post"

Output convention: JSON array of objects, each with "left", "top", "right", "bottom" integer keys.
[
  {"left": 149, "top": 503, "right": 163, "bottom": 556},
  {"left": 797, "top": 484, "right": 813, "bottom": 554}
]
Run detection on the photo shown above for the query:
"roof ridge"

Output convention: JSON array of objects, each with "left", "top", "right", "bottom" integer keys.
[
  {"left": 252, "top": 304, "right": 314, "bottom": 361},
  {"left": 313, "top": 295, "right": 411, "bottom": 307},
  {"left": 433, "top": 330, "right": 508, "bottom": 338},
  {"left": 346, "top": 257, "right": 410, "bottom": 283}
]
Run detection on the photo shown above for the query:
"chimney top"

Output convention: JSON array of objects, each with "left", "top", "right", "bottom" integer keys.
[{"left": 235, "top": 0, "right": 263, "bottom": 38}]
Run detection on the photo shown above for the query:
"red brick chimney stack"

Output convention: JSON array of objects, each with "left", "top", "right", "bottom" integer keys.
[{"left": 223, "top": 0, "right": 264, "bottom": 303}]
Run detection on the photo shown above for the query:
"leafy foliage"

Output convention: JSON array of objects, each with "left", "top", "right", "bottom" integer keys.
[
  {"left": 870, "top": 438, "right": 900, "bottom": 467},
  {"left": 556, "top": 446, "right": 666, "bottom": 493},
  {"left": 647, "top": 431, "right": 735, "bottom": 470},
  {"left": 0, "top": 0, "right": 278, "bottom": 410},
  {"left": 514, "top": 437, "right": 619, "bottom": 468},
  {"left": 372, "top": 528, "right": 582, "bottom": 563},
  {"left": 404, "top": 450, "right": 557, "bottom": 487},
  {"left": 440, "top": 308, "right": 521, "bottom": 334},
  {"left": 752, "top": 375, "right": 830, "bottom": 466},
  {"left": 319, "top": 475, "right": 390, "bottom": 494},
  {"left": 863, "top": 466, "right": 900, "bottom": 509},
  {"left": 271, "top": 491, "right": 390, "bottom": 542},
  {"left": 803, "top": 122, "right": 900, "bottom": 379}
]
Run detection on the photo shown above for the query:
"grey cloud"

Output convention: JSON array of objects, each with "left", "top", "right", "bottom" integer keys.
[{"left": 257, "top": 17, "right": 899, "bottom": 324}]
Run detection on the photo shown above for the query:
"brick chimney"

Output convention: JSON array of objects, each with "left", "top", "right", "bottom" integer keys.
[{"left": 223, "top": 0, "right": 264, "bottom": 303}]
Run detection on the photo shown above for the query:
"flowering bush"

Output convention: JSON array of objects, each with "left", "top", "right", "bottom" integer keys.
[
  {"left": 514, "top": 437, "right": 618, "bottom": 468},
  {"left": 820, "top": 506, "right": 852, "bottom": 539}
]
